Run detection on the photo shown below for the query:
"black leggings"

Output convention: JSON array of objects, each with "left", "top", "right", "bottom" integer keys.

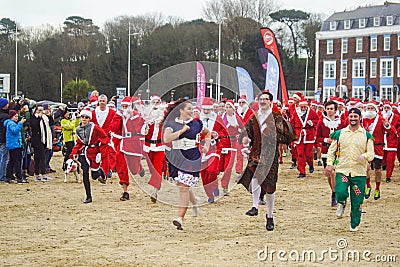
[
  {"left": 6, "top": 148, "right": 22, "bottom": 181},
  {"left": 33, "top": 145, "right": 46, "bottom": 175},
  {"left": 79, "top": 155, "right": 91, "bottom": 199},
  {"left": 63, "top": 141, "right": 75, "bottom": 163}
]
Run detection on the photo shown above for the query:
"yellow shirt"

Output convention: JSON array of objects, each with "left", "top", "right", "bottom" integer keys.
[{"left": 327, "top": 125, "right": 374, "bottom": 177}]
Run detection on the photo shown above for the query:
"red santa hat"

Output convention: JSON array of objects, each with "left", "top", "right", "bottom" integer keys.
[
  {"left": 121, "top": 96, "right": 131, "bottom": 105},
  {"left": 330, "top": 96, "right": 338, "bottom": 103},
  {"left": 201, "top": 97, "right": 214, "bottom": 110},
  {"left": 131, "top": 96, "right": 141, "bottom": 104},
  {"left": 193, "top": 107, "right": 201, "bottom": 113},
  {"left": 348, "top": 97, "right": 356, "bottom": 105},
  {"left": 238, "top": 95, "right": 248, "bottom": 104},
  {"left": 225, "top": 100, "right": 235, "bottom": 109},
  {"left": 383, "top": 100, "right": 392, "bottom": 108},
  {"left": 150, "top": 94, "right": 161, "bottom": 101},
  {"left": 107, "top": 101, "right": 116, "bottom": 108},
  {"left": 80, "top": 107, "right": 92, "bottom": 119},
  {"left": 391, "top": 103, "right": 398, "bottom": 109},
  {"left": 288, "top": 98, "right": 295, "bottom": 104},
  {"left": 354, "top": 101, "right": 364, "bottom": 108},
  {"left": 317, "top": 103, "right": 324, "bottom": 108},
  {"left": 299, "top": 97, "right": 308, "bottom": 106},
  {"left": 337, "top": 98, "right": 345, "bottom": 106},
  {"left": 366, "top": 100, "right": 379, "bottom": 111},
  {"left": 292, "top": 92, "right": 303, "bottom": 100},
  {"left": 310, "top": 100, "right": 318, "bottom": 107}
]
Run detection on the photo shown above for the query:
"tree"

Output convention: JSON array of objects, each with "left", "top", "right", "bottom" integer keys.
[
  {"left": 270, "top": 9, "right": 310, "bottom": 60},
  {"left": 63, "top": 79, "right": 94, "bottom": 102}
]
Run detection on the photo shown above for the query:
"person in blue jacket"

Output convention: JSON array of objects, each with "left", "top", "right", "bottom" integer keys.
[{"left": 4, "top": 109, "right": 27, "bottom": 184}]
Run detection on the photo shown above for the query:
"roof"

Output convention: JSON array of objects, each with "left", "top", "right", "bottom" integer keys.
[{"left": 321, "top": 2, "right": 400, "bottom": 31}]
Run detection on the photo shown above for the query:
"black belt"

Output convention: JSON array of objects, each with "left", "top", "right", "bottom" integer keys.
[
  {"left": 124, "top": 132, "right": 143, "bottom": 137},
  {"left": 84, "top": 144, "right": 96, "bottom": 148},
  {"left": 322, "top": 143, "right": 329, "bottom": 147},
  {"left": 145, "top": 138, "right": 162, "bottom": 144},
  {"left": 221, "top": 135, "right": 237, "bottom": 139},
  {"left": 375, "top": 143, "right": 384, "bottom": 146}
]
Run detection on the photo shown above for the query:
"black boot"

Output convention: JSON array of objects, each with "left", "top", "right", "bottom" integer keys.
[
  {"left": 245, "top": 207, "right": 258, "bottom": 216},
  {"left": 83, "top": 197, "right": 92, "bottom": 203},
  {"left": 266, "top": 216, "right": 274, "bottom": 231}
]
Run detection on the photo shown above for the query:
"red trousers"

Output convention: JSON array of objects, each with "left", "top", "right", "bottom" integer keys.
[
  {"left": 115, "top": 150, "right": 129, "bottom": 186},
  {"left": 219, "top": 150, "right": 235, "bottom": 189},
  {"left": 146, "top": 151, "right": 164, "bottom": 190},
  {"left": 383, "top": 150, "right": 396, "bottom": 178},
  {"left": 235, "top": 144, "right": 244, "bottom": 174},
  {"left": 100, "top": 146, "right": 111, "bottom": 174},
  {"left": 291, "top": 142, "right": 297, "bottom": 160},
  {"left": 295, "top": 143, "right": 314, "bottom": 174},
  {"left": 201, "top": 156, "right": 219, "bottom": 199},
  {"left": 124, "top": 154, "right": 143, "bottom": 176},
  {"left": 109, "top": 147, "right": 116, "bottom": 172}
]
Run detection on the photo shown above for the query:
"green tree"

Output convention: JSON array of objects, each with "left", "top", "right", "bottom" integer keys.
[{"left": 63, "top": 79, "right": 94, "bottom": 102}]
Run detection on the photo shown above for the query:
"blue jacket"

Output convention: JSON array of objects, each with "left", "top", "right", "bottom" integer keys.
[{"left": 4, "top": 119, "right": 23, "bottom": 150}]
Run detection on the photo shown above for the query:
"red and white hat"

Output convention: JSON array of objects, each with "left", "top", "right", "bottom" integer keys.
[
  {"left": 366, "top": 100, "right": 379, "bottom": 111},
  {"left": 80, "top": 107, "right": 92, "bottom": 119},
  {"left": 201, "top": 97, "right": 214, "bottom": 110},
  {"left": 299, "top": 97, "right": 308, "bottom": 106},
  {"left": 310, "top": 100, "right": 318, "bottom": 107},
  {"left": 337, "top": 98, "right": 345, "bottom": 106},
  {"left": 238, "top": 95, "right": 248, "bottom": 104},
  {"left": 193, "top": 107, "right": 201, "bottom": 113},
  {"left": 348, "top": 97, "right": 356, "bottom": 105},
  {"left": 383, "top": 100, "right": 392, "bottom": 108},
  {"left": 121, "top": 96, "right": 131, "bottom": 105},
  {"left": 131, "top": 96, "right": 141, "bottom": 104},
  {"left": 288, "top": 98, "right": 295, "bottom": 104},
  {"left": 150, "top": 94, "right": 161, "bottom": 101},
  {"left": 107, "top": 101, "right": 116, "bottom": 108},
  {"left": 225, "top": 100, "right": 235, "bottom": 109},
  {"left": 293, "top": 92, "right": 303, "bottom": 101}
]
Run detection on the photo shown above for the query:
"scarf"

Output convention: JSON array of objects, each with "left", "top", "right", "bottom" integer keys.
[{"left": 40, "top": 114, "right": 52, "bottom": 149}]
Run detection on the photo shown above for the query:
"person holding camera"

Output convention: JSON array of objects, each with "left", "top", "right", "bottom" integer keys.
[{"left": 60, "top": 108, "right": 80, "bottom": 170}]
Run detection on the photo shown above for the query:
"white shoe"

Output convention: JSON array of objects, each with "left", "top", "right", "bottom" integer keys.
[
  {"left": 41, "top": 176, "right": 53, "bottom": 182},
  {"left": 350, "top": 225, "right": 359, "bottom": 232},
  {"left": 34, "top": 176, "right": 41, "bottom": 182},
  {"left": 336, "top": 203, "right": 345, "bottom": 218},
  {"left": 173, "top": 217, "right": 183, "bottom": 230},
  {"left": 192, "top": 197, "right": 202, "bottom": 217}
]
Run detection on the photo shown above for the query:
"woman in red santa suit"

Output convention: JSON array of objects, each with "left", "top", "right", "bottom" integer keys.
[
  {"left": 91, "top": 94, "right": 116, "bottom": 178},
  {"left": 381, "top": 101, "right": 400, "bottom": 183},
  {"left": 70, "top": 108, "right": 109, "bottom": 203},
  {"left": 143, "top": 94, "right": 165, "bottom": 202},
  {"left": 316, "top": 100, "right": 347, "bottom": 207},
  {"left": 362, "top": 101, "right": 396, "bottom": 200},
  {"left": 219, "top": 100, "right": 244, "bottom": 195},
  {"left": 199, "top": 97, "right": 229, "bottom": 203}
]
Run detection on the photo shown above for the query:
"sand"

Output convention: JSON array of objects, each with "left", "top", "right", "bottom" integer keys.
[{"left": 0, "top": 152, "right": 399, "bottom": 266}]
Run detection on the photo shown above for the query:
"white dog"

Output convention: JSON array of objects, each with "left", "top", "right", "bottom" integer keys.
[{"left": 64, "top": 158, "right": 82, "bottom": 183}]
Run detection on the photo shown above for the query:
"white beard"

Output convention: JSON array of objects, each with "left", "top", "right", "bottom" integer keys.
[
  {"left": 382, "top": 110, "right": 392, "bottom": 119},
  {"left": 122, "top": 107, "right": 132, "bottom": 118},
  {"left": 146, "top": 107, "right": 164, "bottom": 124},
  {"left": 364, "top": 110, "right": 377, "bottom": 119},
  {"left": 134, "top": 104, "right": 144, "bottom": 115},
  {"left": 237, "top": 105, "right": 248, "bottom": 115},
  {"left": 226, "top": 114, "right": 238, "bottom": 127},
  {"left": 200, "top": 111, "right": 215, "bottom": 121}
]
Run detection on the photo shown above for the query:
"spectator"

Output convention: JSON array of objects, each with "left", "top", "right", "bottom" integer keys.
[
  {"left": 60, "top": 108, "right": 80, "bottom": 170},
  {"left": 4, "top": 110, "right": 27, "bottom": 184},
  {"left": 43, "top": 104, "right": 56, "bottom": 173},
  {"left": 0, "top": 98, "right": 10, "bottom": 182},
  {"left": 30, "top": 105, "right": 53, "bottom": 181}
]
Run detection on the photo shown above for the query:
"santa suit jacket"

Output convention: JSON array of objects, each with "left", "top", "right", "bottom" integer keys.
[
  {"left": 384, "top": 112, "right": 400, "bottom": 151},
  {"left": 362, "top": 115, "right": 396, "bottom": 158},
  {"left": 200, "top": 112, "right": 229, "bottom": 161},
  {"left": 91, "top": 107, "right": 116, "bottom": 136},
  {"left": 316, "top": 114, "right": 347, "bottom": 156},
  {"left": 238, "top": 107, "right": 255, "bottom": 125},
  {"left": 71, "top": 122, "right": 109, "bottom": 171},
  {"left": 290, "top": 107, "right": 320, "bottom": 145},
  {"left": 110, "top": 110, "right": 145, "bottom": 157},
  {"left": 219, "top": 112, "right": 244, "bottom": 152}
]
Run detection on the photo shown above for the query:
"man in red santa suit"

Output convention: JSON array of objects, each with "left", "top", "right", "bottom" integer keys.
[
  {"left": 236, "top": 95, "right": 254, "bottom": 175},
  {"left": 91, "top": 94, "right": 116, "bottom": 178},
  {"left": 110, "top": 96, "right": 146, "bottom": 201},
  {"left": 70, "top": 108, "right": 109, "bottom": 203},
  {"left": 288, "top": 92, "right": 303, "bottom": 169},
  {"left": 199, "top": 97, "right": 229, "bottom": 203},
  {"left": 381, "top": 101, "right": 400, "bottom": 183},
  {"left": 290, "top": 97, "right": 320, "bottom": 178},
  {"left": 219, "top": 100, "right": 244, "bottom": 195},
  {"left": 143, "top": 94, "right": 165, "bottom": 202},
  {"left": 362, "top": 100, "right": 396, "bottom": 200},
  {"left": 316, "top": 100, "right": 347, "bottom": 206}
]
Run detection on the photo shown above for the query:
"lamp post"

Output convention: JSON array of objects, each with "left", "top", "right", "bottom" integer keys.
[
  {"left": 217, "top": 20, "right": 222, "bottom": 101},
  {"left": 15, "top": 23, "right": 18, "bottom": 98},
  {"left": 142, "top": 63, "right": 150, "bottom": 99},
  {"left": 208, "top": 79, "right": 214, "bottom": 99},
  {"left": 127, "top": 22, "right": 139, "bottom": 96}
]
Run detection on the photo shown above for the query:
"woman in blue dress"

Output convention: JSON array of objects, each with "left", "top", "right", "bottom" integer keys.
[{"left": 163, "top": 99, "right": 211, "bottom": 230}]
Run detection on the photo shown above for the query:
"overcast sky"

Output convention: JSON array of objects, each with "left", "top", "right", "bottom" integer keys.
[{"left": 2, "top": 0, "right": 383, "bottom": 28}]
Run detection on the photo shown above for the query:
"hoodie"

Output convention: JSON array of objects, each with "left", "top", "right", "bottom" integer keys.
[{"left": 4, "top": 119, "right": 23, "bottom": 150}]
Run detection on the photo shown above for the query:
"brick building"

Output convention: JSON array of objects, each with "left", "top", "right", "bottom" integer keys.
[{"left": 315, "top": 1, "right": 400, "bottom": 102}]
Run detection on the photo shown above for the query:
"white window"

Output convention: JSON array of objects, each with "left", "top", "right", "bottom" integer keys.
[
  {"left": 323, "top": 87, "right": 335, "bottom": 99},
  {"left": 384, "top": 36, "right": 391, "bottom": 51},
  {"left": 359, "top": 18, "right": 366, "bottom": 28},
  {"left": 323, "top": 61, "right": 336, "bottom": 79},
  {"left": 330, "top": 21, "right": 337, "bottom": 31},
  {"left": 327, "top": 40, "right": 333, "bottom": 54},
  {"left": 341, "top": 62, "right": 347, "bottom": 78},
  {"left": 370, "top": 37, "right": 377, "bottom": 51},
  {"left": 342, "top": 39, "right": 348, "bottom": 53},
  {"left": 398, "top": 59, "right": 400, "bottom": 77},
  {"left": 398, "top": 35, "right": 400, "bottom": 50},
  {"left": 370, "top": 60, "right": 377, "bottom": 78},
  {"left": 353, "top": 59, "right": 366, "bottom": 78},
  {"left": 387, "top": 16, "right": 393, "bottom": 26},
  {"left": 356, "top": 38, "right": 363, "bottom": 53},
  {"left": 374, "top": 17, "right": 380, "bottom": 26},
  {"left": 381, "top": 58, "right": 393, "bottom": 77},
  {"left": 344, "top": 20, "right": 351, "bottom": 29},
  {"left": 381, "top": 86, "right": 393, "bottom": 101},
  {"left": 352, "top": 87, "right": 365, "bottom": 100}
]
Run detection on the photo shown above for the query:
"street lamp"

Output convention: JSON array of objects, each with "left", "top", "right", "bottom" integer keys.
[
  {"left": 142, "top": 63, "right": 150, "bottom": 99},
  {"left": 207, "top": 79, "right": 213, "bottom": 99},
  {"left": 217, "top": 20, "right": 222, "bottom": 101},
  {"left": 14, "top": 23, "right": 18, "bottom": 98},
  {"left": 127, "top": 22, "right": 140, "bottom": 96}
]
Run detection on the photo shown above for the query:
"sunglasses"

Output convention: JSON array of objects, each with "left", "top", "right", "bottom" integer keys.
[
  {"left": 259, "top": 98, "right": 270, "bottom": 101},
  {"left": 81, "top": 115, "right": 91, "bottom": 119}
]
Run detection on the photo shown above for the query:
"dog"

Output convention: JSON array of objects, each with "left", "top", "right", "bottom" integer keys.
[{"left": 64, "top": 158, "right": 82, "bottom": 183}]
